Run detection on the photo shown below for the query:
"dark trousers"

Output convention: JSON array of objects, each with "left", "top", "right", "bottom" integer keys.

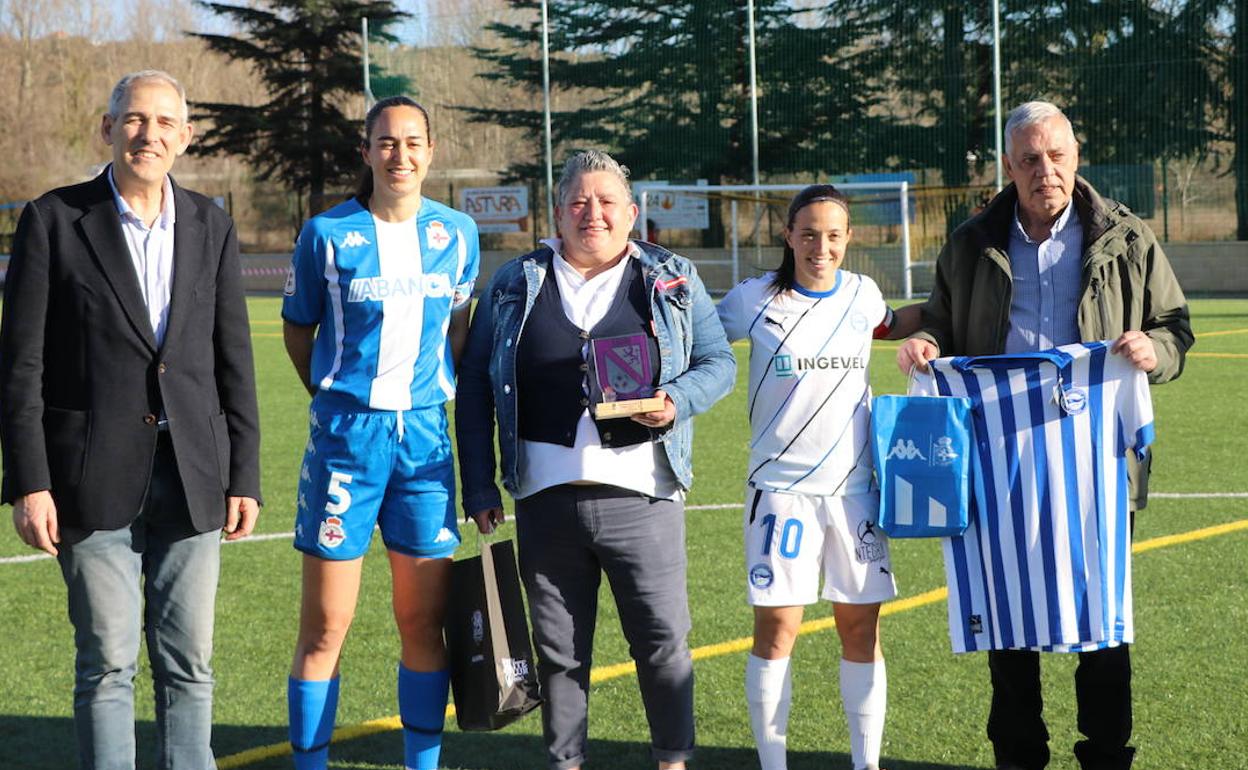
[
  {"left": 987, "top": 645, "right": 1134, "bottom": 770},
  {"left": 515, "top": 484, "right": 695, "bottom": 770}
]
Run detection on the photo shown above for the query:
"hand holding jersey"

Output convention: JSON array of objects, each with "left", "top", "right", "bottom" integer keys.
[
  {"left": 912, "top": 342, "right": 1153, "bottom": 654},
  {"left": 898, "top": 330, "right": 1159, "bottom": 375}
]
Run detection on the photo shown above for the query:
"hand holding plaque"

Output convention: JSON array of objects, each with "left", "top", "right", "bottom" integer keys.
[{"left": 589, "top": 333, "right": 666, "bottom": 419}]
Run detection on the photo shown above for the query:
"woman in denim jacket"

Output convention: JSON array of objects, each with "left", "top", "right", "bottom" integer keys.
[{"left": 455, "top": 149, "right": 735, "bottom": 770}]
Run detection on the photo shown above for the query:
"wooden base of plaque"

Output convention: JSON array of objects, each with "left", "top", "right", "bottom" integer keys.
[{"left": 592, "top": 396, "right": 666, "bottom": 420}]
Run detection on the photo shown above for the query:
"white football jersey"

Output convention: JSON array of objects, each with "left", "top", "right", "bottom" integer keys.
[
  {"left": 913, "top": 342, "right": 1153, "bottom": 653},
  {"left": 718, "top": 271, "right": 888, "bottom": 496}
]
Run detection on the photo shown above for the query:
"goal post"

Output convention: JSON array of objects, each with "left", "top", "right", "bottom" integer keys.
[{"left": 636, "top": 182, "right": 917, "bottom": 298}]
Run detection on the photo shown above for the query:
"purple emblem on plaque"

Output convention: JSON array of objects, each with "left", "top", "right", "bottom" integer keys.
[{"left": 591, "top": 334, "right": 654, "bottom": 401}]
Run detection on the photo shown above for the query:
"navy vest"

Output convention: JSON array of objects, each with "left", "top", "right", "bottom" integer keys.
[{"left": 515, "top": 258, "right": 659, "bottom": 448}]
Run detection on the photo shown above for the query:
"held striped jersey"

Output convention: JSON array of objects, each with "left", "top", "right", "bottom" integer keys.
[
  {"left": 717, "top": 271, "right": 889, "bottom": 496},
  {"left": 912, "top": 342, "right": 1154, "bottom": 653},
  {"left": 282, "top": 197, "right": 479, "bottom": 412}
]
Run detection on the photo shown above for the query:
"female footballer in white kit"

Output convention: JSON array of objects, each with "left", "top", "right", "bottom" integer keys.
[{"left": 717, "top": 185, "right": 917, "bottom": 770}]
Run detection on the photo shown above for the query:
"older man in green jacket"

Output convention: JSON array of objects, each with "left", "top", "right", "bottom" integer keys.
[{"left": 898, "top": 101, "right": 1193, "bottom": 770}]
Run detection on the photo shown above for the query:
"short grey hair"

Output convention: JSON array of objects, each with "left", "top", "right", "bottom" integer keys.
[
  {"left": 108, "top": 70, "right": 189, "bottom": 124},
  {"left": 1004, "top": 100, "right": 1074, "bottom": 156},
  {"left": 556, "top": 149, "right": 632, "bottom": 206}
]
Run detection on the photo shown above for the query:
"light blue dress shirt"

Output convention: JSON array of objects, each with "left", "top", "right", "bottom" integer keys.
[
  {"left": 1005, "top": 202, "right": 1083, "bottom": 353},
  {"left": 108, "top": 166, "right": 176, "bottom": 348}
]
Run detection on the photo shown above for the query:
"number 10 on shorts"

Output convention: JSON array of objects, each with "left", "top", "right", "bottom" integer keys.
[{"left": 761, "top": 513, "right": 803, "bottom": 558}]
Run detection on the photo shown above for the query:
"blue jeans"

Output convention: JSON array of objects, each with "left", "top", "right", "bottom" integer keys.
[{"left": 56, "top": 436, "right": 221, "bottom": 770}]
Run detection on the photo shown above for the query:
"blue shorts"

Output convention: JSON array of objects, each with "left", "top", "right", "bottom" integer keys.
[{"left": 294, "top": 405, "right": 459, "bottom": 560}]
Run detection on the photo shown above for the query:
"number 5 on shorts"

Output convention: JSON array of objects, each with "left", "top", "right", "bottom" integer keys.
[
  {"left": 326, "top": 471, "right": 354, "bottom": 515},
  {"left": 760, "top": 513, "right": 803, "bottom": 558}
]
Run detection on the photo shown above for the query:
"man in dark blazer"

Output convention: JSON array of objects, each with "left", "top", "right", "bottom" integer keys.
[{"left": 0, "top": 70, "right": 261, "bottom": 770}]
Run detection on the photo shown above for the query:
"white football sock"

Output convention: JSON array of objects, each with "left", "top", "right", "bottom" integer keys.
[
  {"left": 840, "top": 658, "right": 886, "bottom": 770},
  {"left": 745, "top": 654, "right": 792, "bottom": 770}
]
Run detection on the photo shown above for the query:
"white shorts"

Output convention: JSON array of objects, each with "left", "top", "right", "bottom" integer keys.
[{"left": 743, "top": 486, "right": 897, "bottom": 606}]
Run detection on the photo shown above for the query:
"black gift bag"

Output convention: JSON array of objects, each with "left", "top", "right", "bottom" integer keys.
[{"left": 444, "top": 538, "right": 542, "bottom": 731}]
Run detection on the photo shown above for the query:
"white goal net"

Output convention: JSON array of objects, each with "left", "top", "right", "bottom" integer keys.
[{"left": 636, "top": 182, "right": 919, "bottom": 298}]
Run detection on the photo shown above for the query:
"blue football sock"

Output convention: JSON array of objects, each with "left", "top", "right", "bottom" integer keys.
[
  {"left": 397, "top": 664, "right": 450, "bottom": 770},
  {"left": 288, "top": 676, "right": 339, "bottom": 770}
]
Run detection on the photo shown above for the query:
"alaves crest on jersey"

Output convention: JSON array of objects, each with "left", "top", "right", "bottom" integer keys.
[
  {"left": 772, "top": 353, "right": 867, "bottom": 378},
  {"left": 347, "top": 273, "right": 455, "bottom": 302}
]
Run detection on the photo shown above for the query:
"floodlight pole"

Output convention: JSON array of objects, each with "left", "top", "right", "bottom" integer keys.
[
  {"left": 746, "top": 0, "right": 762, "bottom": 268},
  {"left": 540, "top": 0, "right": 556, "bottom": 236},
  {"left": 362, "top": 18, "right": 375, "bottom": 108},
  {"left": 992, "top": 0, "right": 1004, "bottom": 192},
  {"left": 746, "top": 0, "right": 760, "bottom": 188}
]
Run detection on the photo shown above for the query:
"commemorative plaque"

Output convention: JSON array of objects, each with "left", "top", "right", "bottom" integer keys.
[{"left": 589, "top": 333, "right": 665, "bottom": 419}]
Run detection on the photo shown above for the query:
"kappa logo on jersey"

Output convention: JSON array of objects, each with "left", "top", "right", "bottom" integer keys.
[
  {"left": 300, "top": 463, "right": 311, "bottom": 482},
  {"left": 318, "top": 516, "right": 346, "bottom": 548},
  {"left": 340, "top": 231, "right": 371, "bottom": 249},
  {"left": 283, "top": 265, "right": 296, "bottom": 296},
  {"left": 347, "top": 273, "right": 455, "bottom": 302},
  {"left": 749, "top": 563, "right": 774, "bottom": 589},
  {"left": 433, "top": 527, "right": 455, "bottom": 544},
  {"left": 886, "top": 438, "right": 926, "bottom": 460},
  {"left": 425, "top": 221, "right": 451, "bottom": 249}
]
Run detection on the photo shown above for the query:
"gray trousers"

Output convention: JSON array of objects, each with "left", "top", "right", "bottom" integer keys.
[{"left": 515, "top": 484, "right": 695, "bottom": 770}]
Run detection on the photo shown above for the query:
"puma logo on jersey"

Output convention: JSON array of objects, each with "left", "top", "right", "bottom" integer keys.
[
  {"left": 347, "top": 273, "right": 454, "bottom": 302},
  {"left": 340, "top": 231, "right": 371, "bottom": 248},
  {"left": 886, "top": 438, "right": 926, "bottom": 460},
  {"left": 764, "top": 315, "right": 787, "bottom": 330}
]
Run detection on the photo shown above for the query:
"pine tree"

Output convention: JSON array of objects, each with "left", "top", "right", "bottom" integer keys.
[
  {"left": 463, "top": 1, "right": 884, "bottom": 244},
  {"left": 190, "top": 0, "right": 407, "bottom": 216}
]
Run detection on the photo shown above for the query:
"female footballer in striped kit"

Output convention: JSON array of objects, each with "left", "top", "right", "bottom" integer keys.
[
  {"left": 717, "top": 185, "right": 917, "bottom": 770},
  {"left": 281, "top": 96, "right": 479, "bottom": 770}
]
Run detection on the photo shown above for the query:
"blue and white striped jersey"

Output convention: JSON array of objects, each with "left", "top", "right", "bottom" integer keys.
[
  {"left": 718, "top": 271, "right": 888, "bottom": 496},
  {"left": 282, "top": 197, "right": 479, "bottom": 412},
  {"left": 913, "top": 342, "right": 1154, "bottom": 653}
]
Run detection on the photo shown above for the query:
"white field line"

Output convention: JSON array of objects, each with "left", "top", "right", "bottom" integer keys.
[{"left": 1, "top": 492, "right": 1244, "bottom": 566}]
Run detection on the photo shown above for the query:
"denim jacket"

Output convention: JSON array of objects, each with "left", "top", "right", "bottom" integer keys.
[{"left": 454, "top": 241, "right": 735, "bottom": 516}]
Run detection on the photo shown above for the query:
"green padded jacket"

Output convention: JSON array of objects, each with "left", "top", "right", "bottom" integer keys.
[{"left": 915, "top": 176, "right": 1194, "bottom": 509}]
